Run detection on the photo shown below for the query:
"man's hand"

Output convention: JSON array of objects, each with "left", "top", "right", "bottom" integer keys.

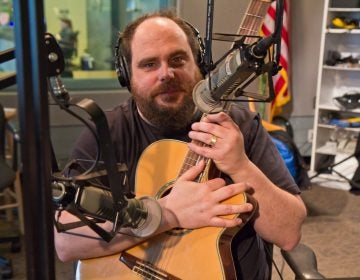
[
  {"left": 188, "top": 112, "right": 250, "bottom": 177},
  {"left": 160, "top": 160, "right": 253, "bottom": 230}
]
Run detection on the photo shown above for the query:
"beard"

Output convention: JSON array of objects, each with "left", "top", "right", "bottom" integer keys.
[{"left": 132, "top": 78, "right": 200, "bottom": 135}]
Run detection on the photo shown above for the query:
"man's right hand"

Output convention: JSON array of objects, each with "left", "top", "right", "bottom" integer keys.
[{"left": 159, "top": 160, "right": 254, "bottom": 230}]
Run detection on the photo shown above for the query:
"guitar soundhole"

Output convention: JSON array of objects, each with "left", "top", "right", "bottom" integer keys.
[
  {"left": 156, "top": 181, "right": 192, "bottom": 236},
  {"left": 161, "top": 187, "right": 172, "bottom": 197},
  {"left": 156, "top": 180, "right": 174, "bottom": 199}
]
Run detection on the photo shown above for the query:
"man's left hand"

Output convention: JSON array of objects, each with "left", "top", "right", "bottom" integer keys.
[{"left": 188, "top": 112, "right": 250, "bottom": 177}]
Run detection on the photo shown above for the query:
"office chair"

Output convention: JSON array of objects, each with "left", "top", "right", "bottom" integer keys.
[
  {"left": 0, "top": 103, "right": 21, "bottom": 279},
  {"left": 281, "top": 243, "right": 326, "bottom": 279}
]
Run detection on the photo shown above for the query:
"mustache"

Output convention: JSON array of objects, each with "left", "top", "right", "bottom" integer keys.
[{"left": 153, "top": 81, "right": 186, "bottom": 95}]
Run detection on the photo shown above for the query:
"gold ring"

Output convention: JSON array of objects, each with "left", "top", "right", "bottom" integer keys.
[{"left": 209, "top": 135, "right": 217, "bottom": 147}]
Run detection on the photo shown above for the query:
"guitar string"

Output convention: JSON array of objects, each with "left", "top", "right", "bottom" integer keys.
[
  {"left": 148, "top": 2, "right": 269, "bottom": 277},
  {"left": 154, "top": 140, "right": 210, "bottom": 278}
]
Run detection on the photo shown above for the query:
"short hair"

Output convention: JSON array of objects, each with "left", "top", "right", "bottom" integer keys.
[{"left": 119, "top": 10, "right": 201, "bottom": 76}]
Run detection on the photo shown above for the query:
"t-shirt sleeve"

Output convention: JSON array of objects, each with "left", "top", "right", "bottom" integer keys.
[{"left": 242, "top": 113, "right": 300, "bottom": 195}]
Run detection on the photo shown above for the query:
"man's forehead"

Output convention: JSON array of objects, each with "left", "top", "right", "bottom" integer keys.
[
  {"left": 133, "top": 17, "right": 185, "bottom": 41},
  {"left": 141, "top": 17, "right": 174, "bottom": 28},
  {"left": 130, "top": 16, "right": 193, "bottom": 64}
]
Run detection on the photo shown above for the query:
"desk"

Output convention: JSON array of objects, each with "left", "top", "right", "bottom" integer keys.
[{"left": 72, "top": 70, "right": 117, "bottom": 79}]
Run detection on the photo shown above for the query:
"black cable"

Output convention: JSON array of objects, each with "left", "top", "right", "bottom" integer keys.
[
  {"left": 264, "top": 243, "right": 284, "bottom": 280},
  {"left": 47, "top": 78, "right": 101, "bottom": 180}
]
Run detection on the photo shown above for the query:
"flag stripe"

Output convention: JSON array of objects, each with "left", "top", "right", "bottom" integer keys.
[{"left": 261, "top": 0, "right": 291, "bottom": 118}]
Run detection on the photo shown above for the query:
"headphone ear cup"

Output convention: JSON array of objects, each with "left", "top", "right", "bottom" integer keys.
[
  {"left": 188, "top": 23, "right": 207, "bottom": 76},
  {"left": 117, "top": 54, "right": 130, "bottom": 89},
  {"left": 115, "top": 38, "right": 131, "bottom": 90}
]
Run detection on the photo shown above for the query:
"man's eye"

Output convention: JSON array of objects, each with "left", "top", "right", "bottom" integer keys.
[
  {"left": 143, "top": 62, "right": 155, "bottom": 68},
  {"left": 171, "top": 56, "right": 185, "bottom": 66},
  {"left": 173, "top": 56, "right": 183, "bottom": 63}
]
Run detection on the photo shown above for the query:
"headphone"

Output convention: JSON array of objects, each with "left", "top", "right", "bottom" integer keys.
[{"left": 114, "top": 21, "right": 206, "bottom": 90}]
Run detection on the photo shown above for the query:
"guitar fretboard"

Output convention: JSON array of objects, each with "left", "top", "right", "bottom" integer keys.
[
  {"left": 178, "top": 139, "right": 210, "bottom": 180},
  {"left": 238, "top": 0, "right": 272, "bottom": 44}
]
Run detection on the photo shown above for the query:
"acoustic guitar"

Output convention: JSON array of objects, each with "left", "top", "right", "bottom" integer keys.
[
  {"left": 77, "top": 139, "right": 259, "bottom": 279},
  {"left": 76, "top": 0, "right": 271, "bottom": 278}
]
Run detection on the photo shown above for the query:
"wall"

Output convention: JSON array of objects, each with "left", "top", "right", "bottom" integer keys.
[
  {"left": 289, "top": 0, "right": 324, "bottom": 117},
  {"left": 288, "top": 0, "right": 324, "bottom": 155}
]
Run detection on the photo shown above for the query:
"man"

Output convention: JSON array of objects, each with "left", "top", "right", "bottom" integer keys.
[{"left": 54, "top": 10, "right": 306, "bottom": 279}]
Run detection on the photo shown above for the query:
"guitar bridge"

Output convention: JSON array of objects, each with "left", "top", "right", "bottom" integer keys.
[{"left": 120, "top": 252, "right": 181, "bottom": 280}]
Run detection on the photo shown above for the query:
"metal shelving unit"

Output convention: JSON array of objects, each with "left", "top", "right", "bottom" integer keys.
[{"left": 310, "top": 0, "right": 360, "bottom": 189}]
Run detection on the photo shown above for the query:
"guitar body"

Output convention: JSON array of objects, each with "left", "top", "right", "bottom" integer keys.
[{"left": 77, "top": 140, "right": 256, "bottom": 279}]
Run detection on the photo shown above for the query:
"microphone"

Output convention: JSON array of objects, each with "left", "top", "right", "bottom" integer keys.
[
  {"left": 52, "top": 181, "right": 162, "bottom": 238},
  {"left": 250, "top": 36, "right": 274, "bottom": 58},
  {"left": 193, "top": 37, "right": 273, "bottom": 113}
]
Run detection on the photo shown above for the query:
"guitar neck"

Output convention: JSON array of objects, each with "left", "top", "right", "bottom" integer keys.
[
  {"left": 178, "top": 138, "right": 210, "bottom": 181},
  {"left": 237, "top": 0, "right": 272, "bottom": 44}
]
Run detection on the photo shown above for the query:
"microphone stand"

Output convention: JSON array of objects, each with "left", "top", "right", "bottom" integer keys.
[
  {"left": 204, "top": 0, "right": 215, "bottom": 74},
  {"left": 44, "top": 33, "right": 136, "bottom": 242},
  {"left": 271, "top": 0, "right": 284, "bottom": 75}
]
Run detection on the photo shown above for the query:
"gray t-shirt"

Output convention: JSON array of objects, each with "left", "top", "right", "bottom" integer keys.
[{"left": 70, "top": 97, "right": 300, "bottom": 279}]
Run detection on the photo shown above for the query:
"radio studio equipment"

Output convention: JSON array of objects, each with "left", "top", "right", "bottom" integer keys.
[{"left": 45, "top": 33, "right": 162, "bottom": 241}]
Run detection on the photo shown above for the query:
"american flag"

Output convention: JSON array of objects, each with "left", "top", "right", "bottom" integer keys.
[{"left": 261, "top": 0, "right": 290, "bottom": 119}]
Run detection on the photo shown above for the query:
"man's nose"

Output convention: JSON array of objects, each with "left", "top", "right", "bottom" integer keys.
[{"left": 159, "top": 63, "right": 175, "bottom": 82}]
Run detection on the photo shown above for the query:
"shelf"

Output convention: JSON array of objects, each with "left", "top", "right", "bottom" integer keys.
[
  {"left": 323, "top": 65, "right": 360, "bottom": 71},
  {"left": 315, "top": 142, "right": 337, "bottom": 155},
  {"left": 326, "top": 28, "right": 360, "bottom": 34},
  {"left": 311, "top": 0, "right": 360, "bottom": 175},
  {"left": 317, "top": 123, "right": 360, "bottom": 132},
  {"left": 328, "top": 8, "right": 360, "bottom": 12},
  {"left": 316, "top": 141, "right": 357, "bottom": 156},
  {"left": 310, "top": 173, "right": 353, "bottom": 191},
  {"left": 328, "top": 7, "right": 360, "bottom": 12},
  {"left": 318, "top": 104, "right": 360, "bottom": 113}
]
